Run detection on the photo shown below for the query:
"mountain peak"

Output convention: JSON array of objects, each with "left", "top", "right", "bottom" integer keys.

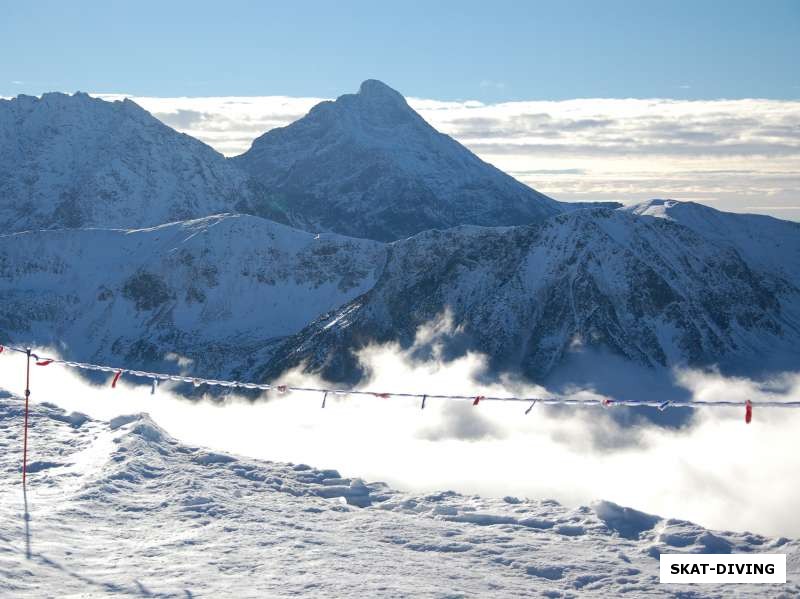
[
  {"left": 338, "top": 79, "right": 414, "bottom": 123},
  {"left": 0, "top": 92, "right": 250, "bottom": 232},
  {"left": 234, "top": 80, "right": 560, "bottom": 241},
  {"left": 4, "top": 91, "right": 152, "bottom": 124},
  {"left": 357, "top": 79, "right": 406, "bottom": 103}
]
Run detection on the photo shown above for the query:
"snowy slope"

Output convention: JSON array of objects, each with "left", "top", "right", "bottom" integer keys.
[
  {"left": 1, "top": 396, "right": 796, "bottom": 597},
  {"left": 3, "top": 204, "right": 799, "bottom": 384},
  {"left": 264, "top": 207, "right": 800, "bottom": 383},
  {"left": 0, "top": 214, "right": 385, "bottom": 377},
  {"left": 0, "top": 92, "right": 255, "bottom": 232},
  {"left": 624, "top": 199, "right": 800, "bottom": 282},
  {"left": 233, "top": 80, "right": 562, "bottom": 241}
]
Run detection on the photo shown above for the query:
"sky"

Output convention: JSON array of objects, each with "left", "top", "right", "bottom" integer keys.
[
  {"left": 3, "top": 1, "right": 799, "bottom": 218},
  {"left": 2, "top": 0, "right": 798, "bottom": 101}
]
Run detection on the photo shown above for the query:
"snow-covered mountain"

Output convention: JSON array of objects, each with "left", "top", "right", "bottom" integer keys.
[
  {"left": 625, "top": 199, "right": 800, "bottom": 282},
  {"left": 1, "top": 90, "right": 798, "bottom": 387},
  {"left": 0, "top": 92, "right": 255, "bottom": 232},
  {"left": 2, "top": 397, "right": 796, "bottom": 597},
  {"left": 2, "top": 202, "right": 799, "bottom": 384},
  {"left": 0, "top": 214, "right": 384, "bottom": 377},
  {"left": 263, "top": 206, "right": 800, "bottom": 383},
  {"left": 0, "top": 87, "right": 561, "bottom": 242},
  {"left": 232, "top": 80, "right": 562, "bottom": 241}
]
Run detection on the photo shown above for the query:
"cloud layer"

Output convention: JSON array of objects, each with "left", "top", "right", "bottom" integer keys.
[
  {"left": 98, "top": 93, "right": 800, "bottom": 221},
  {"left": 3, "top": 339, "right": 799, "bottom": 539}
]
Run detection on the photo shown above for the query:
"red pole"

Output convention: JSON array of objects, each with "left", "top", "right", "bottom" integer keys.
[{"left": 23, "top": 348, "right": 31, "bottom": 486}]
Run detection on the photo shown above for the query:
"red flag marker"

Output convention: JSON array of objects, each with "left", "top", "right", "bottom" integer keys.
[
  {"left": 745, "top": 400, "right": 753, "bottom": 424},
  {"left": 473, "top": 395, "right": 485, "bottom": 406},
  {"left": 372, "top": 392, "right": 390, "bottom": 399},
  {"left": 601, "top": 398, "right": 613, "bottom": 408},
  {"left": 111, "top": 370, "right": 122, "bottom": 388},
  {"left": 35, "top": 359, "right": 53, "bottom": 366},
  {"left": 0, "top": 345, "right": 4, "bottom": 353},
  {"left": 277, "top": 385, "right": 287, "bottom": 393}
]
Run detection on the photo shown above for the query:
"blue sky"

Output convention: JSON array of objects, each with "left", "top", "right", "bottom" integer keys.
[{"left": 2, "top": 0, "right": 798, "bottom": 101}]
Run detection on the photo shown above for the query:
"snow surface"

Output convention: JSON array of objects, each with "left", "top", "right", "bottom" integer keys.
[{"left": 1, "top": 395, "right": 797, "bottom": 598}]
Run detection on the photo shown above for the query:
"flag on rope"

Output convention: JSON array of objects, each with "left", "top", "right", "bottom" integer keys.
[
  {"left": 2, "top": 342, "right": 795, "bottom": 430},
  {"left": 4, "top": 341, "right": 795, "bottom": 490}
]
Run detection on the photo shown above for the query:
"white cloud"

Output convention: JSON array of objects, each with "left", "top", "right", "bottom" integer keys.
[
  {"left": 94, "top": 92, "right": 800, "bottom": 221},
  {"left": 3, "top": 340, "right": 799, "bottom": 539},
  {"left": 479, "top": 79, "right": 506, "bottom": 90}
]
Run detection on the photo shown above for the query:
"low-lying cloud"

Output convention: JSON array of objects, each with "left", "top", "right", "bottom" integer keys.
[
  {"left": 95, "top": 92, "right": 800, "bottom": 221},
  {"left": 2, "top": 338, "right": 799, "bottom": 539}
]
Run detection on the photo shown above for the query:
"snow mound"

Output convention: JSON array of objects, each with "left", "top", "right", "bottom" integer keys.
[
  {"left": 593, "top": 500, "right": 660, "bottom": 540},
  {"left": 1, "top": 396, "right": 796, "bottom": 597}
]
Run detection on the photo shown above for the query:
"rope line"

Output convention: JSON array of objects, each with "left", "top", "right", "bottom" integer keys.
[{"left": 2, "top": 343, "right": 800, "bottom": 409}]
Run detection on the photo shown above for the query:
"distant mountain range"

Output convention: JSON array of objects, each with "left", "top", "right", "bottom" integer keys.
[
  {"left": 1, "top": 82, "right": 798, "bottom": 386},
  {"left": 0, "top": 82, "right": 567, "bottom": 241}
]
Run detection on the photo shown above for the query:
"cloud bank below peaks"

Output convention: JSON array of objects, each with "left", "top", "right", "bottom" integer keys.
[{"left": 2, "top": 332, "right": 800, "bottom": 539}]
